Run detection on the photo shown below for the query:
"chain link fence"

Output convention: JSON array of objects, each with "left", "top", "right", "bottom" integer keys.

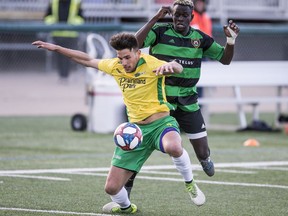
[
  {"left": 0, "top": 27, "right": 118, "bottom": 73},
  {"left": 0, "top": 23, "right": 287, "bottom": 73}
]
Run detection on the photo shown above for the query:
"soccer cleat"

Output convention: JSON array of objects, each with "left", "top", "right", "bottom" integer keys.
[
  {"left": 185, "top": 181, "right": 206, "bottom": 206},
  {"left": 200, "top": 157, "right": 215, "bottom": 177},
  {"left": 102, "top": 202, "right": 119, "bottom": 213},
  {"left": 111, "top": 203, "right": 137, "bottom": 214},
  {"left": 102, "top": 202, "right": 137, "bottom": 214}
]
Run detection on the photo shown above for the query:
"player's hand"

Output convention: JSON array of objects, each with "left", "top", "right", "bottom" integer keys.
[
  {"left": 153, "top": 63, "right": 175, "bottom": 76},
  {"left": 223, "top": 20, "right": 240, "bottom": 45},
  {"left": 154, "top": 6, "right": 172, "bottom": 20},
  {"left": 32, "top": 41, "right": 58, "bottom": 51}
]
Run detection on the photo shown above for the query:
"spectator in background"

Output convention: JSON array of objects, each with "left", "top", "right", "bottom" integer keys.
[
  {"left": 190, "top": 0, "right": 212, "bottom": 101},
  {"left": 44, "top": 0, "right": 84, "bottom": 81},
  {"left": 190, "top": 0, "right": 212, "bottom": 37}
]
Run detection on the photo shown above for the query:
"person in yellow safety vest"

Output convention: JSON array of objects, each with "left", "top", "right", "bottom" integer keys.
[{"left": 44, "top": 0, "right": 84, "bottom": 81}]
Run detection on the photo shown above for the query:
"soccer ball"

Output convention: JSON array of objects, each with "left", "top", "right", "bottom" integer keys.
[{"left": 113, "top": 122, "right": 143, "bottom": 151}]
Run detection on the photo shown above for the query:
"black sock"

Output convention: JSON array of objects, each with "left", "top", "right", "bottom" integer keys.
[{"left": 121, "top": 205, "right": 131, "bottom": 210}]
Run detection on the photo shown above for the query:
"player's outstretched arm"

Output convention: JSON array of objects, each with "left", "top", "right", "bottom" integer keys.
[
  {"left": 135, "top": 6, "right": 171, "bottom": 48},
  {"left": 219, "top": 20, "right": 240, "bottom": 65},
  {"left": 154, "top": 60, "right": 183, "bottom": 76},
  {"left": 32, "top": 40, "right": 100, "bottom": 69}
]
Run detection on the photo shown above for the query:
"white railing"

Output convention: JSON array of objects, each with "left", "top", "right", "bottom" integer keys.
[{"left": 207, "top": 0, "right": 288, "bottom": 23}]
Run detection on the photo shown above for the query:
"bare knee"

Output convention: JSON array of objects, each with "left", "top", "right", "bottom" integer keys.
[
  {"left": 104, "top": 182, "right": 120, "bottom": 195},
  {"left": 165, "top": 142, "right": 183, "bottom": 157},
  {"left": 162, "top": 131, "right": 183, "bottom": 157},
  {"left": 104, "top": 166, "right": 134, "bottom": 195}
]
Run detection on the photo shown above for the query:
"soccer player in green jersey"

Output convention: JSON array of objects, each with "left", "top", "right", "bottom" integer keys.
[
  {"left": 32, "top": 32, "right": 206, "bottom": 214},
  {"left": 123, "top": 0, "right": 240, "bottom": 197}
]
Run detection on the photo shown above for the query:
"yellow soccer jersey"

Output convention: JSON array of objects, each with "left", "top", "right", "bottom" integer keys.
[{"left": 98, "top": 53, "right": 173, "bottom": 122}]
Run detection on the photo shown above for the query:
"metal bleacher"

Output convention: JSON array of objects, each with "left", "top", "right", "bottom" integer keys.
[{"left": 0, "top": 0, "right": 287, "bottom": 23}]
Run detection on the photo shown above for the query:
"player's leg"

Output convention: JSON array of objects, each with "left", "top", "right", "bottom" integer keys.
[
  {"left": 159, "top": 117, "right": 205, "bottom": 206},
  {"left": 124, "top": 172, "right": 137, "bottom": 198},
  {"left": 172, "top": 108, "right": 215, "bottom": 177},
  {"left": 103, "top": 166, "right": 137, "bottom": 214},
  {"left": 190, "top": 136, "right": 214, "bottom": 177},
  {"left": 103, "top": 134, "right": 155, "bottom": 214}
]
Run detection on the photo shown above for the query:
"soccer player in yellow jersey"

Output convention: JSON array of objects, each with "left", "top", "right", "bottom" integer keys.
[{"left": 32, "top": 32, "right": 205, "bottom": 214}]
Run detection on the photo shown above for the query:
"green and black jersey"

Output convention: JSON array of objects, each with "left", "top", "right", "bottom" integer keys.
[{"left": 143, "top": 23, "right": 224, "bottom": 112}]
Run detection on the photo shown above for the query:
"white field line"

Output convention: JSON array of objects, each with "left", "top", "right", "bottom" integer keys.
[
  {"left": 215, "top": 169, "right": 256, "bottom": 174},
  {"left": 41, "top": 169, "right": 250, "bottom": 177},
  {"left": 138, "top": 170, "right": 185, "bottom": 175},
  {"left": 0, "top": 162, "right": 287, "bottom": 215},
  {"left": 1, "top": 161, "right": 287, "bottom": 175},
  {"left": 213, "top": 161, "right": 288, "bottom": 168},
  {"left": 246, "top": 166, "right": 288, "bottom": 171},
  {"left": 63, "top": 172, "right": 108, "bottom": 177},
  {"left": 198, "top": 180, "right": 288, "bottom": 189},
  {"left": 0, "top": 207, "right": 118, "bottom": 216},
  {"left": 47, "top": 171, "right": 288, "bottom": 190},
  {"left": 0, "top": 161, "right": 287, "bottom": 189},
  {"left": 0, "top": 167, "right": 110, "bottom": 175},
  {"left": 135, "top": 176, "right": 288, "bottom": 189},
  {"left": 2, "top": 172, "right": 286, "bottom": 189},
  {"left": 0, "top": 174, "right": 70, "bottom": 181},
  {"left": 61, "top": 171, "right": 190, "bottom": 177},
  {"left": 135, "top": 169, "right": 254, "bottom": 175}
]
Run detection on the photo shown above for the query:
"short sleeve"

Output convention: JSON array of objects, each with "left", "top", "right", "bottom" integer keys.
[
  {"left": 203, "top": 41, "right": 225, "bottom": 61},
  {"left": 143, "top": 30, "right": 156, "bottom": 48},
  {"left": 98, "top": 58, "right": 118, "bottom": 75}
]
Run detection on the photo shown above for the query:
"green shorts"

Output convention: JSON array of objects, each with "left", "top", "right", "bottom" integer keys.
[{"left": 111, "top": 115, "right": 180, "bottom": 172}]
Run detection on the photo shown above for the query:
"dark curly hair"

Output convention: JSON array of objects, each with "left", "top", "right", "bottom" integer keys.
[
  {"left": 173, "top": 0, "right": 194, "bottom": 9},
  {"left": 109, "top": 32, "right": 139, "bottom": 51}
]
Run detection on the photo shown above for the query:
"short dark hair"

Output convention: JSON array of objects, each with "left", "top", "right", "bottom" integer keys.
[
  {"left": 173, "top": 0, "right": 194, "bottom": 9},
  {"left": 109, "top": 32, "right": 139, "bottom": 51}
]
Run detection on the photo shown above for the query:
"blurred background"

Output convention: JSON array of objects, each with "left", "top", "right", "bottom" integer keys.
[
  {"left": 1, "top": 0, "right": 288, "bottom": 72},
  {"left": 0, "top": 0, "right": 287, "bottom": 131}
]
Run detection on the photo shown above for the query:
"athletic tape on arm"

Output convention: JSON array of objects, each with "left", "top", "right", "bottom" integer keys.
[{"left": 226, "top": 27, "right": 238, "bottom": 45}]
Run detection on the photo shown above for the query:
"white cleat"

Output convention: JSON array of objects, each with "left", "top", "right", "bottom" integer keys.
[
  {"left": 185, "top": 181, "right": 206, "bottom": 206},
  {"left": 102, "top": 202, "right": 119, "bottom": 213}
]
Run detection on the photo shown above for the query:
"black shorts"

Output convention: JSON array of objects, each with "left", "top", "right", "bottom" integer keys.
[{"left": 170, "top": 108, "right": 207, "bottom": 139}]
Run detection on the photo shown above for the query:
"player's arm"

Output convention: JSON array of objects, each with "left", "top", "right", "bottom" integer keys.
[
  {"left": 32, "top": 41, "right": 100, "bottom": 69},
  {"left": 154, "top": 60, "right": 183, "bottom": 76},
  {"left": 135, "top": 6, "right": 171, "bottom": 47},
  {"left": 219, "top": 20, "right": 240, "bottom": 65}
]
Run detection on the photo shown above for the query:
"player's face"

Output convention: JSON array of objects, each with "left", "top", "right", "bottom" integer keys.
[
  {"left": 116, "top": 48, "right": 141, "bottom": 73},
  {"left": 172, "top": 5, "right": 193, "bottom": 35}
]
